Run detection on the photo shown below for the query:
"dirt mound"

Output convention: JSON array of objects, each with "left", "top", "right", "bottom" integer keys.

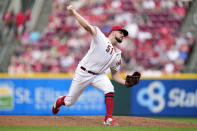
[{"left": 0, "top": 115, "right": 197, "bottom": 127}]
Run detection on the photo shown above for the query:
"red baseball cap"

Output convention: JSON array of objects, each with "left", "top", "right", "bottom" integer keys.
[{"left": 108, "top": 26, "right": 128, "bottom": 37}]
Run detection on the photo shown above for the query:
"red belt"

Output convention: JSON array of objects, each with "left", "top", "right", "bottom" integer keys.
[{"left": 80, "top": 66, "right": 98, "bottom": 75}]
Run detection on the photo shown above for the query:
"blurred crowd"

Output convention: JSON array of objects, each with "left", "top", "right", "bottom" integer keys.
[
  {"left": 7, "top": 0, "right": 195, "bottom": 75},
  {"left": 1, "top": 8, "right": 31, "bottom": 40}
]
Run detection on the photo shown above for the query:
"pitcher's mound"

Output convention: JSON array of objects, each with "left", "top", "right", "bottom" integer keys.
[{"left": 0, "top": 115, "right": 197, "bottom": 127}]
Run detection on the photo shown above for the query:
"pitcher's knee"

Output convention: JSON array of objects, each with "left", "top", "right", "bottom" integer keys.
[{"left": 105, "top": 89, "right": 114, "bottom": 94}]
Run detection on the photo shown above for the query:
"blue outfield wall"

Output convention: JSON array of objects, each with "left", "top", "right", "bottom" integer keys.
[
  {"left": 0, "top": 75, "right": 197, "bottom": 116},
  {"left": 0, "top": 78, "right": 105, "bottom": 115},
  {"left": 131, "top": 79, "right": 197, "bottom": 116}
]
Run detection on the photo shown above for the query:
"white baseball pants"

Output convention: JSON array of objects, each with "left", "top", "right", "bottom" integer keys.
[{"left": 64, "top": 66, "right": 114, "bottom": 106}]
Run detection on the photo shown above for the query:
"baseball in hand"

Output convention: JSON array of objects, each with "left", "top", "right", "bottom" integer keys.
[{"left": 67, "top": 5, "right": 75, "bottom": 13}]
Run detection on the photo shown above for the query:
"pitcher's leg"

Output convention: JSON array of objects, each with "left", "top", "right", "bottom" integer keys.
[
  {"left": 90, "top": 74, "right": 114, "bottom": 94},
  {"left": 64, "top": 79, "right": 88, "bottom": 106},
  {"left": 52, "top": 71, "right": 91, "bottom": 115},
  {"left": 91, "top": 74, "right": 118, "bottom": 126}
]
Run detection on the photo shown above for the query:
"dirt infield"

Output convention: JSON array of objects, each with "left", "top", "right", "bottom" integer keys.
[{"left": 0, "top": 115, "right": 197, "bottom": 127}]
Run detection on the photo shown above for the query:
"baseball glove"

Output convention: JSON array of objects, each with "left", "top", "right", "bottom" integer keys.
[{"left": 125, "top": 71, "right": 141, "bottom": 88}]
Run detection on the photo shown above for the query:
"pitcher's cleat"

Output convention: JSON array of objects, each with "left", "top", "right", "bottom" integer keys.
[
  {"left": 103, "top": 118, "right": 119, "bottom": 126},
  {"left": 52, "top": 96, "right": 66, "bottom": 115}
]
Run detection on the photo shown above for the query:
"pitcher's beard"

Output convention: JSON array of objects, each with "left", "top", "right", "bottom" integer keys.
[{"left": 115, "top": 37, "right": 122, "bottom": 43}]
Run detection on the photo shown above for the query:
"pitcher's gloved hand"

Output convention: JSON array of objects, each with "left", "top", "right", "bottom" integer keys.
[{"left": 125, "top": 72, "right": 141, "bottom": 88}]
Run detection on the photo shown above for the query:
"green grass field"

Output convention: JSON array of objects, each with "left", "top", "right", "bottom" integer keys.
[{"left": 0, "top": 117, "right": 197, "bottom": 131}]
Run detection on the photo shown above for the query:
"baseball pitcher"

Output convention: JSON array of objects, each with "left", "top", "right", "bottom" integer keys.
[{"left": 52, "top": 5, "right": 141, "bottom": 126}]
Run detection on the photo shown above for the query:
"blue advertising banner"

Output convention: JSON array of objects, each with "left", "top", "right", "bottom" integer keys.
[
  {"left": 131, "top": 80, "right": 197, "bottom": 116},
  {"left": 0, "top": 79, "right": 105, "bottom": 115},
  {"left": 1, "top": 76, "right": 197, "bottom": 116}
]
